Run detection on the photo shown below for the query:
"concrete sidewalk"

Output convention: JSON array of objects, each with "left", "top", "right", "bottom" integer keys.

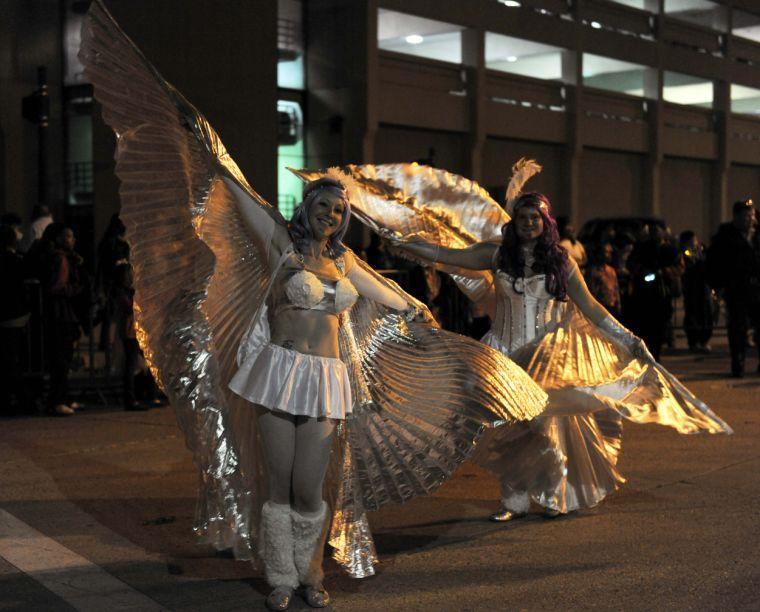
[{"left": 0, "top": 334, "right": 758, "bottom": 611}]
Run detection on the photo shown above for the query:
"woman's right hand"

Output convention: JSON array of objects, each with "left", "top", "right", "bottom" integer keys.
[{"left": 378, "top": 227, "right": 403, "bottom": 243}]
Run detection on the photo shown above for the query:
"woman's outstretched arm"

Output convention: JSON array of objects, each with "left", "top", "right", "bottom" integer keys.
[
  {"left": 391, "top": 237, "right": 498, "bottom": 271},
  {"left": 567, "top": 259, "right": 654, "bottom": 361}
]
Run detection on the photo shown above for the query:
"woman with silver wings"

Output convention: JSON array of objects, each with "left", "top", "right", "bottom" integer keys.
[
  {"left": 79, "top": 3, "right": 547, "bottom": 609},
  {"left": 294, "top": 160, "right": 732, "bottom": 522}
]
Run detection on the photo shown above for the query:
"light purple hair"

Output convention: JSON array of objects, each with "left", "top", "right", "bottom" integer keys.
[
  {"left": 498, "top": 192, "right": 570, "bottom": 300},
  {"left": 288, "top": 178, "right": 351, "bottom": 256}
]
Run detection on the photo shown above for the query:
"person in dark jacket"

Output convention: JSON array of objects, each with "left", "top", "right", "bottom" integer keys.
[
  {"left": 680, "top": 230, "right": 713, "bottom": 353},
  {"left": 707, "top": 199, "right": 760, "bottom": 377},
  {"left": 585, "top": 242, "right": 621, "bottom": 319},
  {"left": 113, "top": 263, "right": 164, "bottom": 410},
  {"left": 42, "top": 223, "right": 84, "bottom": 415},
  {"left": 626, "top": 227, "right": 674, "bottom": 361},
  {"left": 96, "top": 214, "right": 130, "bottom": 351},
  {"left": 613, "top": 232, "right": 636, "bottom": 328},
  {"left": 0, "top": 225, "right": 32, "bottom": 415}
]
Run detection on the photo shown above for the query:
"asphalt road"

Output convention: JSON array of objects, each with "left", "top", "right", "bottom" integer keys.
[{"left": 1, "top": 333, "right": 758, "bottom": 611}]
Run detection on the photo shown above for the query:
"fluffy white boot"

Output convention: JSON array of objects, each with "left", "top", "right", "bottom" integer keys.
[
  {"left": 291, "top": 502, "right": 328, "bottom": 586},
  {"left": 259, "top": 501, "right": 299, "bottom": 589}
]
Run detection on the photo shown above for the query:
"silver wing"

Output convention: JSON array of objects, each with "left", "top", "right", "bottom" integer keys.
[{"left": 81, "top": 0, "right": 281, "bottom": 559}]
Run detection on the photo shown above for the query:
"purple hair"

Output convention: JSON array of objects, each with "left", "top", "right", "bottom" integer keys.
[
  {"left": 288, "top": 178, "right": 351, "bottom": 257},
  {"left": 498, "top": 192, "right": 569, "bottom": 300}
]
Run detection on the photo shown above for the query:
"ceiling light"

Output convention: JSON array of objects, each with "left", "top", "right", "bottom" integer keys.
[
  {"left": 591, "top": 21, "right": 602, "bottom": 29},
  {"left": 405, "top": 34, "right": 424, "bottom": 44},
  {"left": 500, "top": 1, "right": 522, "bottom": 6},
  {"left": 506, "top": 56, "right": 518, "bottom": 62}
]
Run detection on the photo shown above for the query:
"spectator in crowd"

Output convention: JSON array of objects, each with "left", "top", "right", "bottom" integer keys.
[
  {"left": 0, "top": 225, "right": 32, "bottom": 415},
  {"left": 659, "top": 228, "right": 684, "bottom": 349},
  {"left": 21, "top": 205, "right": 54, "bottom": 252},
  {"left": 96, "top": 214, "right": 130, "bottom": 351},
  {"left": 113, "top": 263, "right": 146, "bottom": 411},
  {"left": 112, "top": 263, "right": 163, "bottom": 410},
  {"left": 585, "top": 241, "right": 621, "bottom": 319},
  {"left": 679, "top": 230, "right": 713, "bottom": 353},
  {"left": 626, "top": 225, "right": 674, "bottom": 361},
  {"left": 1, "top": 213, "right": 24, "bottom": 245},
  {"left": 42, "top": 223, "right": 84, "bottom": 416},
  {"left": 557, "top": 216, "right": 587, "bottom": 269},
  {"left": 613, "top": 232, "right": 635, "bottom": 326},
  {"left": 707, "top": 199, "right": 760, "bottom": 377}
]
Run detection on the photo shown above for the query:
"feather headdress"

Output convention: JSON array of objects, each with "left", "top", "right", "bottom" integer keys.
[{"left": 505, "top": 158, "right": 542, "bottom": 216}]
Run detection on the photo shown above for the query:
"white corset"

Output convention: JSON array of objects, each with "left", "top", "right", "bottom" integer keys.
[{"left": 489, "top": 270, "right": 568, "bottom": 355}]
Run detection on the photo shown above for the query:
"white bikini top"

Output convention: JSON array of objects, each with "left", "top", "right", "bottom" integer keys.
[{"left": 273, "top": 252, "right": 359, "bottom": 317}]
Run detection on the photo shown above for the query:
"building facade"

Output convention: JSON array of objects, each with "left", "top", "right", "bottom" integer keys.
[{"left": 3, "top": 0, "right": 760, "bottom": 260}]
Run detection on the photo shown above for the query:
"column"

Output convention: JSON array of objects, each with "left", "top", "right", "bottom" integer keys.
[
  {"left": 712, "top": 80, "right": 731, "bottom": 227},
  {"left": 562, "top": 47, "right": 583, "bottom": 227},
  {"left": 462, "top": 28, "right": 486, "bottom": 183}
]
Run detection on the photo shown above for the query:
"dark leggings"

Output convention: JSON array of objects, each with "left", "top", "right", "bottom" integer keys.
[
  {"left": 46, "top": 322, "right": 79, "bottom": 408},
  {"left": 726, "top": 299, "right": 760, "bottom": 373}
]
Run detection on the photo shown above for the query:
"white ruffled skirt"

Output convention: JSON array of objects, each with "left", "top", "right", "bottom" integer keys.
[{"left": 229, "top": 342, "right": 352, "bottom": 420}]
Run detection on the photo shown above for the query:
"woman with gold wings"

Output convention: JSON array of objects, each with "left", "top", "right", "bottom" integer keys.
[
  {"left": 294, "top": 161, "right": 732, "bottom": 523},
  {"left": 79, "top": 3, "right": 547, "bottom": 609}
]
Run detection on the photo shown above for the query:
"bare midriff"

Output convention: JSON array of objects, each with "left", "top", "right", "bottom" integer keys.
[{"left": 270, "top": 308, "right": 341, "bottom": 358}]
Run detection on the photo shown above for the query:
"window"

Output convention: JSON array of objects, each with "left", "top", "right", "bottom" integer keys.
[
  {"left": 62, "top": 85, "right": 94, "bottom": 206},
  {"left": 732, "top": 9, "right": 760, "bottom": 44},
  {"left": 731, "top": 85, "right": 760, "bottom": 116},
  {"left": 64, "top": 2, "right": 87, "bottom": 85},
  {"left": 663, "top": 0, "right": 727, "bottom": 32},
  {"left": 278, "top": 0, "right": 304, "bottom": 90},
  {"left": 485, "top": 32, "right": 563, "bottom": 80},
  {"left": 583, "top": 54, "right": 649, "bottom": 97},
  {"left": 277, "top": 101, "right": 304, "bottom": 220},
  {"left": 606, "top": 0, "right": 649, "bottom": 9},
  {"left": 378, "top": 9, "right": 464, "bottom": 64},
  {"left": 663, "top": 71, "right": 713, "bottom": 107}
]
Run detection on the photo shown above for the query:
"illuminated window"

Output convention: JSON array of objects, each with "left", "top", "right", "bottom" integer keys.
[
  {"left": 663, "top": 0, "right": 727, "bottom": 32},
  {"left": 277, "top": 100, "right": 304, "bottom": 220},
  {"left": 485, "top": 32, "right": 563, "bottom": 80},
  {"left": 732, "top": 9, "right": 760, "bottom": 43},
  {"left": 278, "top": 0, "right": 304, "bottom": 89},
  {"left": 378, "top": 9, "right": 464, "bottom": 64},
  {"left": 606, "top": 0, "right": 649, "bottom": 9},
  {"left": 663, "top": 71, "right": 713, "bottom": 108},
  {"left": 731, "top": 85, "right": 760, "bottom": 116},
  {"left": 64, "top": 5, "right": 87, "bottom": 86},
  {"left": 583, "top": 54, "right": 648, "bottom": 97}
]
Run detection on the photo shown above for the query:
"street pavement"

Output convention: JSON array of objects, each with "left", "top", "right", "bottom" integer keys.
[{"left": 0, "top": 332, "right": 758, "bottom": 611}]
